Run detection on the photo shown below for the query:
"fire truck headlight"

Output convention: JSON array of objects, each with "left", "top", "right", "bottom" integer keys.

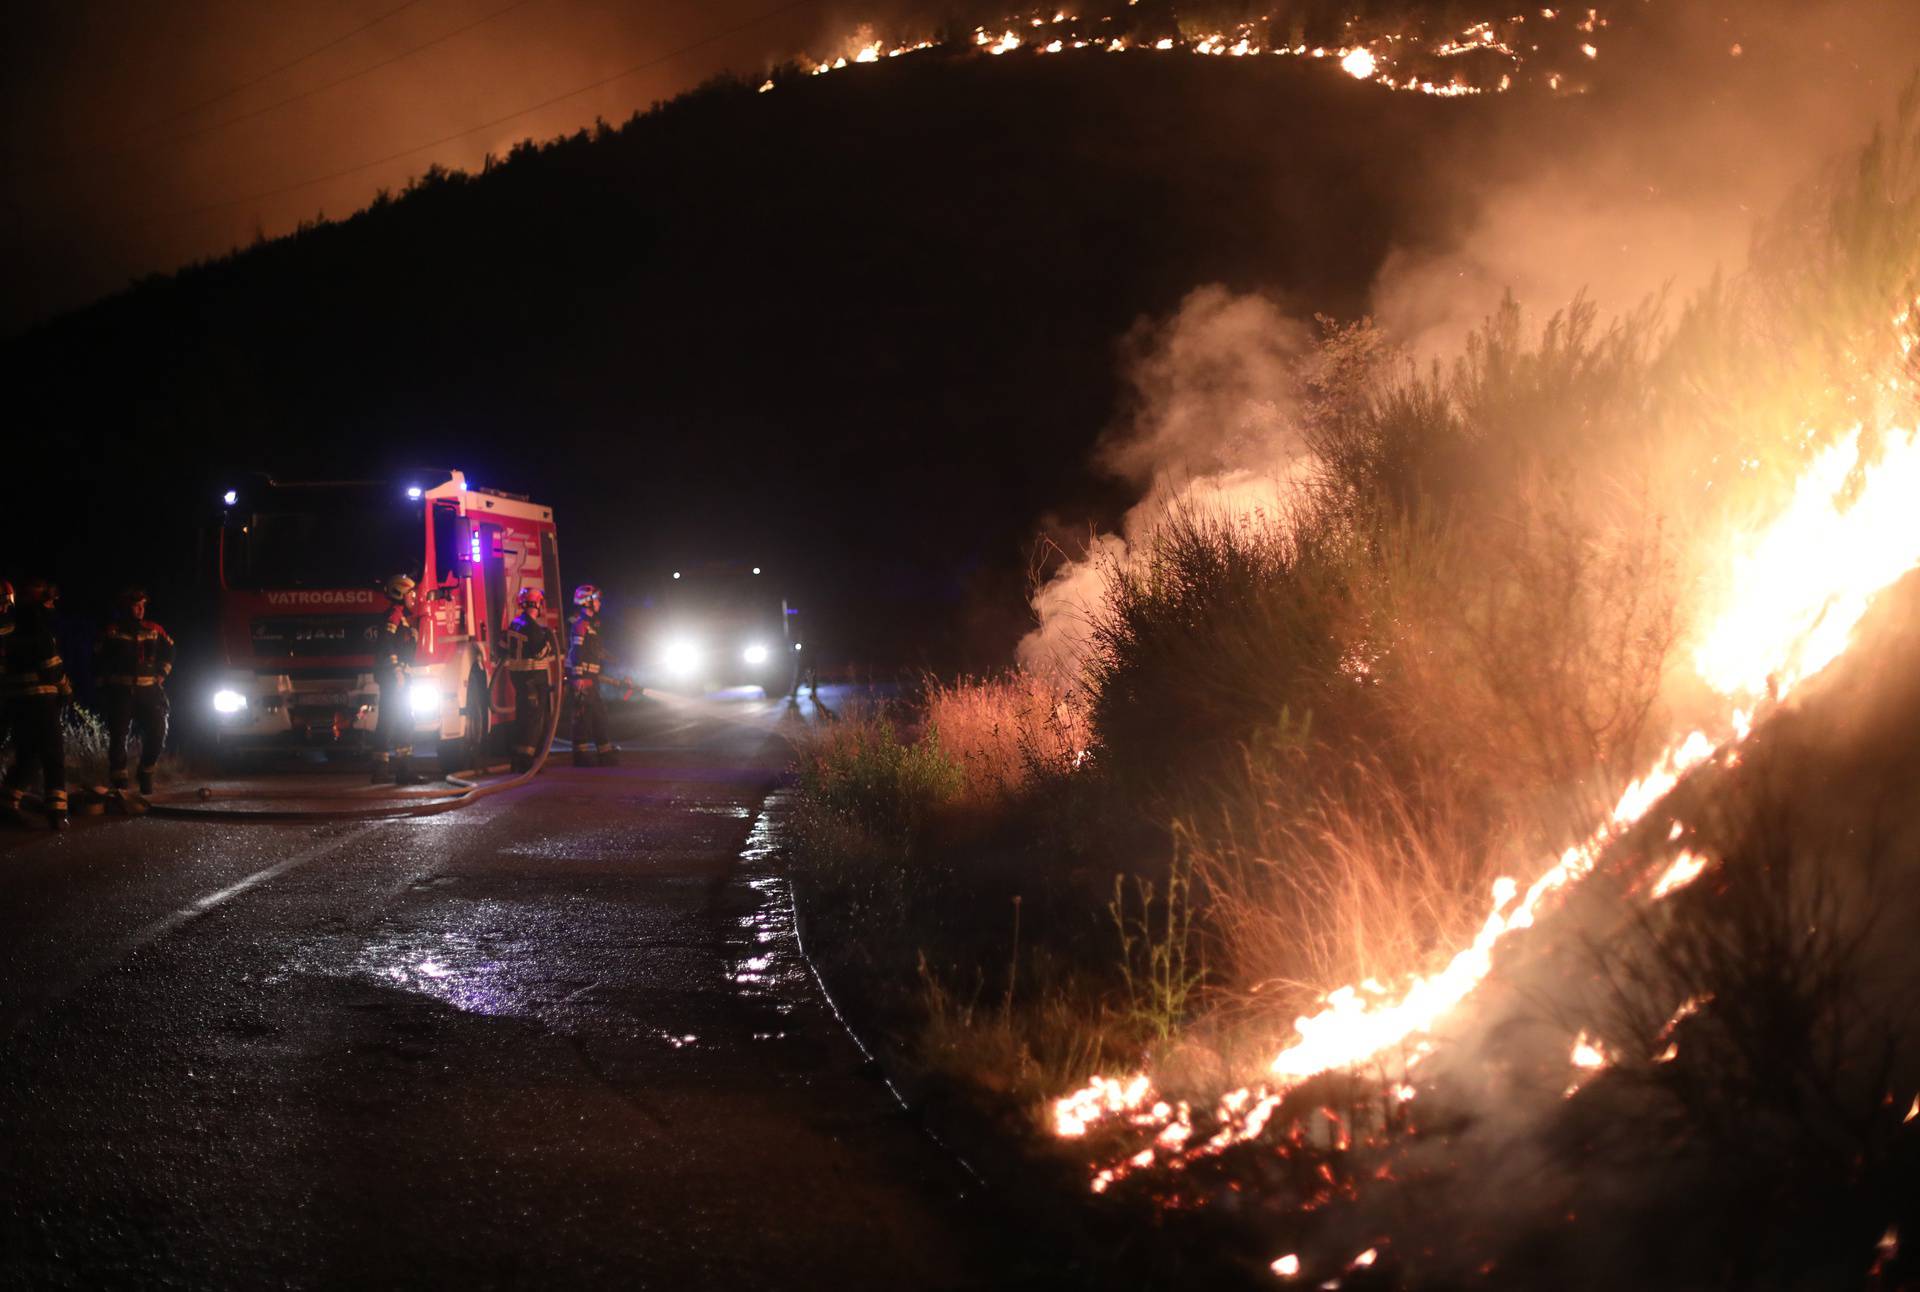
[
  {"left": 221, "top": 489, "right": 238, "bottom": 507},
  {"left": 212, "top": 689, "right": 247, "bottom": 715},
  {"left": 408, "top": 680, "right": 442, "bottom": 718},
  {"left": 742, "top": 643, "right": 770, "bottom": 665},
  {"left": 661, "top": 639, "right": 701, "bottom": 677}
]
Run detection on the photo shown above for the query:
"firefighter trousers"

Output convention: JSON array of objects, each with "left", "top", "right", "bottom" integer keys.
[
  {"left": 105, "top": 686, "right": 168, "bottom": 786},
  {"left": 509, "top": 677, "right": 551, "bottom": 771},
  {"left": 373, "top": 675, "right": 414, "bottom": 769},
  {"left": 570, "top": 683, "right": 608, "bottom": 756},
  {"left": 2, "top": 696, "right": 67, "bottom": 812}
]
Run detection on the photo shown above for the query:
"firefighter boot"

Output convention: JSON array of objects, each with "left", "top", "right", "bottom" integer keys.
[
  {"left": 394, "top": 749, "right": 424, "bottom": 787},
  {"left": 596, "top": 748, "right": 619, "bottom": 768},
  {"left": 47, "top": 790, "right": 70, "bottom": 832},
  {"left": 572, "top": 746, "right": 595, "bottom": 768},
  {"left": 138, "top": 768, "right": 155, "bottom": 797},
  {"left": 371, "top": 753, "right": 396, "bottom": 786}
]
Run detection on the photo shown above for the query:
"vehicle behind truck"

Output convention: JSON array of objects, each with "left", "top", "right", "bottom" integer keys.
[
  {"left": 207, "top": 471, "right": 561, "bottom": 772},
  {"left": 644, "top": 561, "right": 799, "bottom": 696}
]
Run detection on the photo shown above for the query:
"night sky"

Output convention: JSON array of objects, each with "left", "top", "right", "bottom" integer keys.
[{"left": 0, "top": 0, "right": 906, "bottom": 334}]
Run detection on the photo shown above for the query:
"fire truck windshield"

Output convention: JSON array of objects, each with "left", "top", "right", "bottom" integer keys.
[{"left": 224, "top": 489, "right": 425, "bottom": 590}]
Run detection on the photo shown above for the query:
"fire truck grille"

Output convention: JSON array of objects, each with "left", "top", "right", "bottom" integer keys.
[{"left": 250, "top": 614, "right": 385, "bottom": 659}]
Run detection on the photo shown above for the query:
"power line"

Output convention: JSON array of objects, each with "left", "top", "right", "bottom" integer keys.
[
  {"left": 151, "top": 0, "right": 434, "bottom": 130},
  {"left": 13, "top": 0, "right": 533, "bottom": 178},
  {"left": 144, "top": 0, "right": 548, "bottom": 157},
  {"left": 165, "top": 0, "right": 825, "bottom": 222}
]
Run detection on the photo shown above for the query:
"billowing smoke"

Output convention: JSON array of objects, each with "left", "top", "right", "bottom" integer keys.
[
  {"left": 1018, "top": 287, "right": 1316, "bottom": 678},
  {"left": 1020, "top": 0, "right": 1920, "bottom": 681},
  {"left": 1373, "top": 0, "right": 1920, "bottom": 356}
]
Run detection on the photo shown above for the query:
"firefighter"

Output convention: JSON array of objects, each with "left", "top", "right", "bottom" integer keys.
[
  {"left": 566, "top": 584, "right": 616, "bottom": 767},
  {"left": 499, "top": 586, "right": 555, "bottom": 774},
  {"left": 0, "top": 580, "right": 14, "bottom": 777},
  {"left": 371, "top": 573, "right": 423, "bottom": 785},
  {"left": 97, "top": 586, "right": 174, "bottom": 800},
  {"left": 3, "top": 579, "right": 71, "bottom": 830}
]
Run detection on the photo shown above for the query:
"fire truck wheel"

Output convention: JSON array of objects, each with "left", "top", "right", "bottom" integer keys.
[{"left": 439, "top": 668, "right": 489, "bottom": 777}]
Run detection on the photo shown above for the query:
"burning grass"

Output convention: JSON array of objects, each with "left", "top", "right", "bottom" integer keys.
[{"left": 785, "top": 79, "right": 1920, "bottom": 1289}]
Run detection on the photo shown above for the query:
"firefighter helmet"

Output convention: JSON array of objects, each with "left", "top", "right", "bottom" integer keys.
[
  {"left": 573, "top": 584, "right": 601, "bottom": 609},
  {"left": 384, "top": 573, "right": 417, "bottom": 601},
  {"left": 0, "top": 580, "right": 12, "bottom": 611},
  {"left": 516, "top": 586, "right": 546, "bottom": 610},
  {"left": 22, "top": 578, "right": 57, "bottom": 609}
]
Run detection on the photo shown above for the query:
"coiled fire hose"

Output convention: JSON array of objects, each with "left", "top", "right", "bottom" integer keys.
[{"left": 147, "top": 661, "right": 568, "bottom": 823}]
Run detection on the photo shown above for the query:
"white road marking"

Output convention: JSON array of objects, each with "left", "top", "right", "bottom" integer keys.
[
  {"left": 5, "top": 822, "right": 386, "bottom": 1036},
  {"left": 125, "top": 822, "right": 386, "bottom": 950}
]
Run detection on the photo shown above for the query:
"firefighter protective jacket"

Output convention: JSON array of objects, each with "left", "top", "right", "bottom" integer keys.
[
  {"left": 374, "top": 600, "right": 418, "bottom": 679},
  {"left": 98, "top": 614, "right": 175, "bottom": 688},
  {"left": 500, "top": 611, "right": 556, "bottom": 684},
  {"left": 4, "top": 604, "right": 69, "bottom": 700},
  {"left": 0, "top": 605, "right": 13, "bottom": 703},
  {"left": 567, "top": 611, "right": 606, "bottom": 684}
]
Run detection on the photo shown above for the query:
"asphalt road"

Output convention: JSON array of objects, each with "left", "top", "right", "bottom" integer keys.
[{"left": 0, "top": 687, "right": 1025, "bottom": 1290}]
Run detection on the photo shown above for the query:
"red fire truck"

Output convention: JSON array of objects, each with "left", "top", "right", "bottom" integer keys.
[{"left": 206, "top": 470, "right": 561, "bottom": 772}]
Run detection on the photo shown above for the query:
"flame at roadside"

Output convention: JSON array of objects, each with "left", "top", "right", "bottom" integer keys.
[{"left": 1053, "top": 405, "right": 1920, "bottom": 1189}]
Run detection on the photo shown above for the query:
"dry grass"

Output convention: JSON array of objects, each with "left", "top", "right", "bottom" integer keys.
[
  {"left": 922, "top": 671, "right": 1088, "bottom": 803},
  {"left": 1194, "top": 751, "right": 1516, "bottom": 1022}
]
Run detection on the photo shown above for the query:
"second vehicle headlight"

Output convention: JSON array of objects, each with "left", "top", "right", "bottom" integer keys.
[
  {"left": 661, "top": 638, "right": 702, "bottom": 677},
  {"left": 408, "top": 679, "right": 442, "bottom": 717},
  {"left": 212, "top": 688, "right": 247, "bottom": 715},
  {"left": 742, "top": 643, "right": 769, "bottom": 665}
]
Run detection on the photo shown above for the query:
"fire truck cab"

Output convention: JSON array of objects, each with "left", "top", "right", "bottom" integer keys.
[{"left": 207, "top": 470, "right": 561, "bottom": 772}]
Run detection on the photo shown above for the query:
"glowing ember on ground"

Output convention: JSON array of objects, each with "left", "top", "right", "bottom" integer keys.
[
  {"left": 1569, "top": 1031, "right": 1612, "bottom": 1069},
  {"left": 1340, "top": 48, "right": 1378, "bottom": 79},
  {"left": 1272, "top": 1253, "right": 1301, "bottom": 1277},
  {"left": 1649, "top": 848, "right": 1709, "bottom": 899}
]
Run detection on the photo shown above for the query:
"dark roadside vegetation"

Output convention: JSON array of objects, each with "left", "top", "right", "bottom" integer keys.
[{"left": 786, "top": 93, "right": 1920, "bottom": 1288}]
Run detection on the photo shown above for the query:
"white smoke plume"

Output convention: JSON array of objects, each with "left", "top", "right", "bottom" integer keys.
[
  {"left": 1372, "top": 0, "right": 1920, "bottom": 356},
  {"left": 1018, "top": 287, "right": 1317, "bottom": 679},
  {"left": 1021, "top": 0, "right": 1920, "bottom": 684}
]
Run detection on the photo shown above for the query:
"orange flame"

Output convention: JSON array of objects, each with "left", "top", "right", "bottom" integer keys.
[{"left": 1055, "top": 413, "right": 1920, "bottom": 1183}]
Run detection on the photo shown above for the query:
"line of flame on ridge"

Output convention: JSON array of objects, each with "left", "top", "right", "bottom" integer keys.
[
  {"left": 1054, "top": 411, "right": 1920, "bottom": 1185},
  {"left": 767, "top": 6, "right": 1619, "bottom": 99}
]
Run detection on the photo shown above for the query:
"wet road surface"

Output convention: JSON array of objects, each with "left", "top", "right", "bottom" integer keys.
[{"left": 0, "top": 688, "right": 1022, "bottom": 1289}]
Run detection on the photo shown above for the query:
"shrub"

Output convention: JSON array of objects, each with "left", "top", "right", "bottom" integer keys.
[
  {"left": 1574, "top": 780, "right": 1917, "bottom": 1287},
  {"left": 922, "top": 671, "right": 1088, "bottom": 803},
  {"left": 795, "top": 706, "right": 963, "bottom": 845}
]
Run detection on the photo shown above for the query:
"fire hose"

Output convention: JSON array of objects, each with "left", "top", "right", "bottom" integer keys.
[{"left": 145, "top": 661, "right": 568, "bottom": 823}]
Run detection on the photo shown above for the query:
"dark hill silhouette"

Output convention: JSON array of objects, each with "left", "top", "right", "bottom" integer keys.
[{"left": 5, "top": 49, "right": 1520, "bottom": 670}]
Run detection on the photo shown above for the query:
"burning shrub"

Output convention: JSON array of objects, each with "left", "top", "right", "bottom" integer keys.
[{"left": 1195, "top": 752, "right": 1511, "bottom": 1024}]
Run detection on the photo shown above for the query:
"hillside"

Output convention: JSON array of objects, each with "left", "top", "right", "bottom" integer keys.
[{"left": 6, "top": 49, "right": 1521, "bottom": 664}]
